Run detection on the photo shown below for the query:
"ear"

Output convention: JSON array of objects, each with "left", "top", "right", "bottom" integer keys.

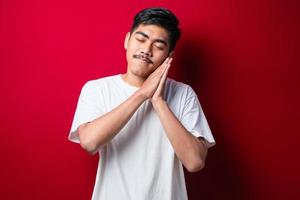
[
  {"left": 124, "top": 32, "right": 130, "bottom": 50},
  {"left": 168, "top": 51, "right": 175, "bottom": 58}
]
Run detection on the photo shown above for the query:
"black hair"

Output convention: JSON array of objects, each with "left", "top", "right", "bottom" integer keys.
[{"left": 130, "top": 7, "right": 181, "bottom": 52}]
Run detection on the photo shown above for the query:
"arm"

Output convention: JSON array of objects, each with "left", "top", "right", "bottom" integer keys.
[
  {"left": 151, "top": 61, "right": 208, "bottom": 173},
  {"left": 78, "top": 58, "right": 172, "bottom": 155},
  {"left": 152, "top": 100, "right": 208, "bottom": 172},
  {"left": 78, "top": 90, "right": 146, "bottom": 155}
]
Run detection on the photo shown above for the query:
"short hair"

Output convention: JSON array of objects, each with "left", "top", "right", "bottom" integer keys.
[{"left": 130, "top": 7, "right": 181, "bottom": 52}]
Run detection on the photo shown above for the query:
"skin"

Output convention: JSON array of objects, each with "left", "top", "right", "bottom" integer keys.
[{"left": 77, "top": 24, "right": 208, "bottom": 172}]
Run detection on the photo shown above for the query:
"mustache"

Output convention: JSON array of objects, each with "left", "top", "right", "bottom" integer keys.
[{"left": 133, "top": 54, "right": 153, "bottom": 63}]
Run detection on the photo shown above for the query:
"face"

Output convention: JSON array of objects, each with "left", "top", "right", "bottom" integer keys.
[{"left": 124, "top": 24, "right": 172, "bottom": 78}]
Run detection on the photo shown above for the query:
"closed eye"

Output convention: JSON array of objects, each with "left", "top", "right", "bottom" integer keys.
[
  {"left": 134, "top": 31, "right": 167, "bottom": 50},
  {"left": 154, "top": 45, "right": 164, "bottom": 50},
  {"left": 136, "top": 35, "right": 147, "bottom": 42}
]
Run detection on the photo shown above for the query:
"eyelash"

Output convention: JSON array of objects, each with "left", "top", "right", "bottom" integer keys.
[
  {"left": 155, "top": 46, "right": 164, "bottom": 50},
  {"left": 136, "top": 37, "right": 145, "bottom": 42},
  {"left": 136, "top": 38, "right": 164, "bottom": 50}
]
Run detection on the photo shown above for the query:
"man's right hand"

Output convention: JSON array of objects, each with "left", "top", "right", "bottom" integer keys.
[{"left": 139, "top": 57, "right": 172, "bottom": 99}]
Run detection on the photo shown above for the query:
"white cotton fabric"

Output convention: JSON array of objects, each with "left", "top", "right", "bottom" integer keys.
[{"left": 69, "top": 74, "right": 215, "bottom": 200}]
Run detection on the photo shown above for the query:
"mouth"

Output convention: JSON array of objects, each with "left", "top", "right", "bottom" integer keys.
[{"left": 133, "top": 54, "right": 152, "bottom": 64}]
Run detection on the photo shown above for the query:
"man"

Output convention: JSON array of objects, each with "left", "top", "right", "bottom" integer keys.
[{"left": 69, "top": 7, "right": 215, "bottom": 200}]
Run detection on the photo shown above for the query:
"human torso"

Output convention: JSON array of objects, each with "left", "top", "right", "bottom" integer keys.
[{"left": 90, "top": 74, "right": 189, "bottom": 200}]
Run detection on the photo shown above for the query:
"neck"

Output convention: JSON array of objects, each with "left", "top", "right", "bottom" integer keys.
[{"left": 121, "top": 73, "right": 146, "bottom": 88}]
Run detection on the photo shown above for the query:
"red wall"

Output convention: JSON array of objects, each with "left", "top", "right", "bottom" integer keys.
[{"left": 1, "top": 0, "right": 299, "bottom": 199}]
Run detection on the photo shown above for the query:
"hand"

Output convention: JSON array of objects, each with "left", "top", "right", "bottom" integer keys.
[
  {"left": 139, "top": 57, "right": 172, "bottom": 100},
  {"left": 151, "top": 58, "right": 172, "bottom": 102}
]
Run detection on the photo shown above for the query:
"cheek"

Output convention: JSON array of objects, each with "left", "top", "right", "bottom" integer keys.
[
  {"left": 126, "top": 45, "right": 137, "bottom": 60},
  {"left": 127, "top": 40, "right": 140, "bottom": 52},
  {"left": 154, "top": 52, "right": 168, "bottom": 64}
]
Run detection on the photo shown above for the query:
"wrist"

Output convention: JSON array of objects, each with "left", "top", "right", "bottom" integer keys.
[
  {"left": 135, "top": 89, "right": 149, "bottom": 101},
  {"left": 151, "top": 98, "right": 167, "bottom": 111}
]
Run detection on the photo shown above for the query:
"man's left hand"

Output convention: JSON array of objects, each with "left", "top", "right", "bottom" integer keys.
[{"left": 151, "top": 57, "right": 172, "bottom": 104}]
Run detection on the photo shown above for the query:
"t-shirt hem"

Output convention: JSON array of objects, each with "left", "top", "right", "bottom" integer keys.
[
  {"left": 191, "top": 131, "right": 216, "bottom": 148},
  {"left": 68, "top": 130, "right": 80, "bottom": 144}
]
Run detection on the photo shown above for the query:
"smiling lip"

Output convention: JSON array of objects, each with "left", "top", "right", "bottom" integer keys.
[{"left": 133, "top": 55, "right": 152, "bottom": 63}]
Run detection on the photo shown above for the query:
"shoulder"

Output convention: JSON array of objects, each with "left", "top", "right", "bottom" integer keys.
[
  {"left": 78, "top": 74, "right": 120, "bottom": 98},
  {"left": 166, "top": 78, "right": 196, "bottom": 96},
  {"left": 82, "top": 74, "right": 120, "bottom": 89}
]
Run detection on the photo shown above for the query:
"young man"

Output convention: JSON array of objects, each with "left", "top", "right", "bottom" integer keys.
[{"left": 69, "top": 7, "right": 215, "bottom": 200}]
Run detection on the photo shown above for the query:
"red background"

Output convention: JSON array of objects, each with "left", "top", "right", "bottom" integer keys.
[{"left": 1, "top": 0, "right": 299, "bottom": 199}]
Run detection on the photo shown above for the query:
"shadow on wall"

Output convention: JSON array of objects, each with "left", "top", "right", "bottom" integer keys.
[{"left": 175, "top": 37, "right": 249, "bottom": 199}]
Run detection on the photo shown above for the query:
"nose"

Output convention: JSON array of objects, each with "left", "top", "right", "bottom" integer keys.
[{"left": 140, "top": 42, "right": 152, "bottom": 57}]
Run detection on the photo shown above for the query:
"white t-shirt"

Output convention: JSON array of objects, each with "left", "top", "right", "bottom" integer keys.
[{"left": 69, "top": 74, "right": 215, "bottom": 200}]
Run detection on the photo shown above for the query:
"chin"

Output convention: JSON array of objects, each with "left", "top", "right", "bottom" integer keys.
[
  {"left": 130, "top": 63, "right": 154, "bottom": 78},
  {"left": 131, "top": 69, "right": 151, "bottom": 78}
]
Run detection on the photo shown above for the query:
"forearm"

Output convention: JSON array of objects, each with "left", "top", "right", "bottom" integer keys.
[
  {"left": 78, "top": 90, "right": 146, "bottom": 154},
  {"left": 152, "top": 100, "right": 208, "bottom": 172}
]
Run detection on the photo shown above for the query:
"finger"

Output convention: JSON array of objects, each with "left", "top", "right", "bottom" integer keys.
[
  {"left": 162, "top": 57, "right": 172, "bottom": 75},
  {"left": 161, "top": 63, "right": 171, "bottom": 82},
  {"left": 156, "top": 63, "right": 171, "bottom": 92},
  {"left": 166, "top": 57, "right": 173, "bottom": 65},
  {"left": 151, "top": 58, "right": 170, "bottom": 78},
  {"left": 148, "top": 57, "right": 171, "bottom": 79},
  {"left": 160, "top": 57, "right": 172, "bottom": 75},
  {"left": 160, "top": 57, "right": 171, "bottom": 68},
  {"left": 164, "top": 57, "right": 170, "bottom": 65}
]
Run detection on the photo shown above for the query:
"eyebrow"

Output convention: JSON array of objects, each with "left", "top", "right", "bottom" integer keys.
[{"left": 135, "top": 31, "right": 168, "bottom": 46}]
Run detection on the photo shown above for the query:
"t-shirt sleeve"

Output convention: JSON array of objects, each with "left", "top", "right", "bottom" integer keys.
[
  {"left": 181, "top": 87, "right": 216, "bottom": 148},
  {"left": 68, "top": 81, "right": 104, "bottom": 144}
]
